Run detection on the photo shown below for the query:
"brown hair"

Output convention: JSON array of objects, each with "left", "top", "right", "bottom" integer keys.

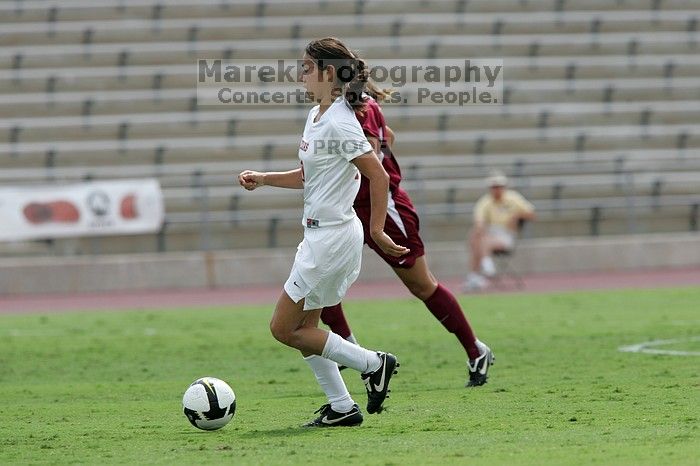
[
  {"left": 364, "top": 79, "right": 393, "bottom": 102},
  {"left": 305, "top": 37, "right": 368, "bottom": 110}
]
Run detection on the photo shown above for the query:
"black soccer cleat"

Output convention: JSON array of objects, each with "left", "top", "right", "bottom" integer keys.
[
  {"left": 467, "top": 342, "right": 494, "bottom": 387},
  {"left": 303, "top": 403, "right": 363, "bottom": 428},
  {"left": 362, "top": 352, "right": 399, "bottom": 414}
]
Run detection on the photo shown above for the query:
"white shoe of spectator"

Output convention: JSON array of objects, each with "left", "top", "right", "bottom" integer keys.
[
  {"left": 463, "top": 272, "right": 488, "bottom": 291},
  {"left": 480, "top": 256, "right": 497, "bottom": 277}
]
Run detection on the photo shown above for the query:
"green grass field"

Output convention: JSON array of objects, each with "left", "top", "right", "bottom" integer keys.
[{"left": 1, "top": 287, "right": 699, "bottom": 465}]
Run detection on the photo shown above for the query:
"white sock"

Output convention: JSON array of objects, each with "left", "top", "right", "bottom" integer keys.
[
  {"left": 481, "top": 256, "right": 496, "bottom": 276},
  {"left": 346, "top": 334, "right": 358, "bottom": 345},
  {"left": 304, "top": 355, "right": 355, "bottom": 413},
  {"left": 476, "top": 339, "right": 489, "bottom": 356},
  {"left": 322, "top": 332, "right": 381, "bottom": 374}
]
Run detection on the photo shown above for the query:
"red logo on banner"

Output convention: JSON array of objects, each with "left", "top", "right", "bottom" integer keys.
[
  {"left": 120, "top": 194, "right": 139, "bottom": 219},
  {"left": 23, "top": 201, "right": 80, "bottom": 224}
]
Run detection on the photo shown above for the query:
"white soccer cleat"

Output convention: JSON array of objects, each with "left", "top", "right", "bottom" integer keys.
[
  {"left": 462, "top": 272, "right": 488, "bottom": 292},
  {"left": 467, "top": 340, "right": 495, "bottom": 387}
]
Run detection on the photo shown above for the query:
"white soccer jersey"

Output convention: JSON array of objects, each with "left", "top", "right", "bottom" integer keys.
[{"left": 298, "top": 97, "right": 372, "bottom": 228}]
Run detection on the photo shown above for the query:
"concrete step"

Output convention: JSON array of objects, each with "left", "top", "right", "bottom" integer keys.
[
  {"left": 1, "top": 31, "right": 696, "bottom": 70},
  {"left": 2, "top": 100, "right": 699, "bottom": 143},
  {"left": 0, "top": 11, "right": 696, "bottom": 47},
  {"left": 3, "top": 0, "right": 696, "bottom": 24},
  {"left": 1, "top": 76, "right": 698, "bottom": 118},
  {"left": 4, "top": 55, "right": 700, "bottom": 95},
  {"left": 0, "top": 124, "right": 698, "bottom": 168}
]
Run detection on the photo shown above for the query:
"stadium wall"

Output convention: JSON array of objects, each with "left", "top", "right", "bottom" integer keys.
[{"left": 0, "top": 232, "right": 699, "bottom": 295}]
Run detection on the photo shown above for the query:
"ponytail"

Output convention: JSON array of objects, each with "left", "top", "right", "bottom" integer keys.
[
  {"left": 364, "top": 79, "right": 394, "bottom": 102},
  {"left": 345, "top": 56, "right": 368, "bottom": 110}
]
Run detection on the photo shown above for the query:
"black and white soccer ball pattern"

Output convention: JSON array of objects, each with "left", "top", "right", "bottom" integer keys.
[{"left": 182, "top": 377, "right": 236, "bottom": 430}]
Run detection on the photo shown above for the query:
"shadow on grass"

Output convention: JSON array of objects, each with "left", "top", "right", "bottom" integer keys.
[
  {"left": 176, "top": 426, "right": 342, "bottom": 438},
  {"left": 236, "top": 425, "right": 363, "bottom": 438}
]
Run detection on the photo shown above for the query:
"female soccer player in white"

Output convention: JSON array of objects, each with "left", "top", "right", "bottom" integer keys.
[{"left": 238, "top": 37, "right": 408, "bottom": 427}]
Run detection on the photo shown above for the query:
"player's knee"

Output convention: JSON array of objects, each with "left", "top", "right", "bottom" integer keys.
[
  {"left": 270, "top": 321, "right": 306, "bottom": 349},
  {"left": 411, "top": 286, "right": 432, "bottom": 301},
  {"left": 269, "top": 319, "right": 292, "bottom": 346},
  {"left": 407, "top": 280, "right": 436, "bottom": 301}
]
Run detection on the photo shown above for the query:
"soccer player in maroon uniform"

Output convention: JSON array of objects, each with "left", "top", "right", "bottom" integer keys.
[{"left": 321, "top": 83, "right": 494, "bottom": 387}]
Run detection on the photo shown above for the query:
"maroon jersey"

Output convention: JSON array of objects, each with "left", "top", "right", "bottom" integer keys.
[
  {"left": 352, "top": 97, "right": 425, "bottom": 268},
  {"left": 354, "top": 98, "right": 402, "bottom": 207}
]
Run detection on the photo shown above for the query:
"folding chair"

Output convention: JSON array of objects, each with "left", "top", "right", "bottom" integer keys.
[{"left": 489, "top": 219, "right": 526, "bottom": 290}]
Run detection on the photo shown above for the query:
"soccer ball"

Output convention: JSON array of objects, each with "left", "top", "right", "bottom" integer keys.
[{"left": 182, "top": 377, "right": 236, "bottom": 431}]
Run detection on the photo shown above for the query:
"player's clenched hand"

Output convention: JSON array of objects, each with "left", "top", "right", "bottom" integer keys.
[
  {"left": 238, "top": 170, "right": 265, "bottom": 191},
  {"left": 371, "top": 231, "right": 410, "bottom": 258}
]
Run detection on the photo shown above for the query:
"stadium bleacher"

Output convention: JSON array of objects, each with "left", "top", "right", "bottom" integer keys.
[{"left": 1, "top": 0, "right": 699, "bottom": 256}]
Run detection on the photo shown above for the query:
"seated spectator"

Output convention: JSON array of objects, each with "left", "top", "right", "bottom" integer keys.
[{"left": 464, "top": 172, "right": 535, "bottom": 291}]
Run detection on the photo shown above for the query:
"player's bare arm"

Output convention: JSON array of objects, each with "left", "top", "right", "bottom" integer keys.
[
  {"left": 352, "top": 151, "right": 410, "bottom": 258},
  {"left": 385, "top": 125, "right": 396, "bottom": 148},
  {"left": 366, "top": 136, "right": 380, "bottom": 154},
  {"left": 520, "top": 210, "right": 536, "bottom": 222},
  {"left": 238, "top": 169, "right": 304, "bottom": 191},
  {"left": 508, "top": 210, "right": 536, "bottom": 230}
]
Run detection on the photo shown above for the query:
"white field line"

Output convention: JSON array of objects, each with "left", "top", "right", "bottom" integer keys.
[{"left": 618, "top": 336, "right": 700, "bottom": 357}]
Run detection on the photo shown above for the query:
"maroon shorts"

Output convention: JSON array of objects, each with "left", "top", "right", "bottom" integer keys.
[{"left": 354, "top": 187, "right": 425, "bottom": 269}]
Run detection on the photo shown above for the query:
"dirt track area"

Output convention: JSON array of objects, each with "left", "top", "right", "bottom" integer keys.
[{"left": 0, "top": 267, "right": 698, "bottom": 314}]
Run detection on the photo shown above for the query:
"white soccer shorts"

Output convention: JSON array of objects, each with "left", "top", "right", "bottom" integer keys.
[
  {"left": 488, "top": 224, "right": 516, "bottom": 250},
  {"left": 284, "top": 216, "right": 363, "bottom": 310}
]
